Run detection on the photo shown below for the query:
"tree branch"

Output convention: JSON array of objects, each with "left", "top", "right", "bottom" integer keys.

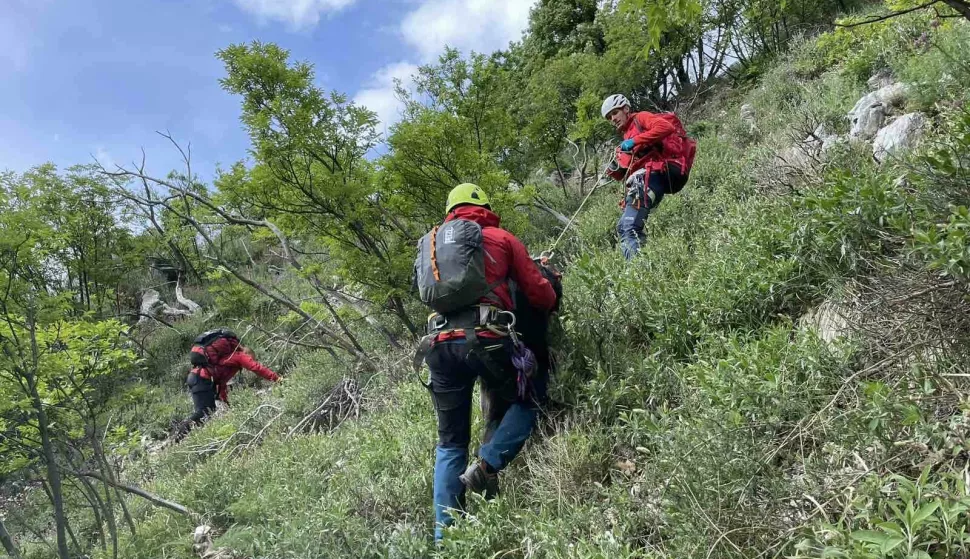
[
  {"left": 835, "top": 0, "right": 940, "bottom": 28},
  {"left": 66, "top": 470, "right": 194, "bottom": 518}
]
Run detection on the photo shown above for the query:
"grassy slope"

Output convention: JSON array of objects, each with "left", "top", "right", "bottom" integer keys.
[{"left": 101, "top": 17, "right": 970, "bottom": 559}]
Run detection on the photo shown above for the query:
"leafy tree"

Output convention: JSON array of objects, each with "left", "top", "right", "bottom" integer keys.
[
  {"left": 0, "top": 166, "right": 141, "bottom": 318},
  {"left": 524, "top": 0, "right": 605, "bottom": 61},
  {"left": 215, "top": 42, "right": 419, "bottom": 335},
  {"left": 382, "top": 49, "right": 525, "bottom": 228},
  {"left": 0, "top": 182, "right": 142, "bottom": 558}
]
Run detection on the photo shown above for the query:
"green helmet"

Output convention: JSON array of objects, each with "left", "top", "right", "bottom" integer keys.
[{"left": 445, "top": 183, "right": 490, "bottom": 213}]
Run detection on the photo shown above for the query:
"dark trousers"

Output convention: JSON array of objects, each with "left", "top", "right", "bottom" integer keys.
[
  {"left": 428, "top": 337, "right": 546, "bottom": 539},
  {"left": 187, "top": 373, "right": 217, "bottom": 424},
  {"left": 617, "top": 163, "right": 687, "bottom": 260}
]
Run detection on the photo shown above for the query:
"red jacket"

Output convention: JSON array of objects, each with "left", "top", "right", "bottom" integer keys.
[
  {"left": 437, "top": 205, "right": 557, "bottom": 340},
  {"left": 607, "top": 111, "right": 685, "bottom": 180},
  {"left": 195, "top": 338, "right": 279, "bottom": 402}
]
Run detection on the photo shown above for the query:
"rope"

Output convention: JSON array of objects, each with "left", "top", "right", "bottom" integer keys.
[{"left": 544, "top": 151, "right": 641, "bottom": 256}]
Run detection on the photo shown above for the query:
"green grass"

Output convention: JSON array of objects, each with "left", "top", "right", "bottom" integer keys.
[{"left": 67, "top": 17, "right": 970, "bottom": 559}]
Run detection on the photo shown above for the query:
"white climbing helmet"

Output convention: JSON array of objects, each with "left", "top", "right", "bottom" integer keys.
[{"left": 601, "top": 94, "right": 630, "bottom": 119}]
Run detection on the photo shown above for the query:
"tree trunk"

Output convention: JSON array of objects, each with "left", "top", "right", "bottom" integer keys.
[
  {"left": 552, "top": 155, "right": 568, "bottom": 198},
  {"left": 73, "top": 475, "right": 109, "bottom": 553},
  {"left": 0, "top": 517, "right": 22, "bottom": 559},
  {"left": 390, "top": 295, "right": 419, "bottom": 337},
  {"left": 26, "top": 312, "right": 72, "bottom": 559}
]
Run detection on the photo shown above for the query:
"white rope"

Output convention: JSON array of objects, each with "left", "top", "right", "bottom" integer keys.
[{"left": 545, "top": 151, "right": 640, "bottom": 256}]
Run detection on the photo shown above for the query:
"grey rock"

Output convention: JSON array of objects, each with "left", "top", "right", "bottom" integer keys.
[
  {"left": 848, "top": 83, "right": 909, "bottom": 140},
  {"left": 867, "top": 69, "right": 894, "bottom": 90},
  {"left": 850, "top": 102, "right": 887, "bottom": 140},
  {"left": 873, "top": 112, "right": 927, "bottom": 163}
]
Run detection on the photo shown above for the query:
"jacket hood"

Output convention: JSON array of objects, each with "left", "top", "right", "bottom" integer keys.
[{"left": 445, "top": 205, "right": 501, "bottom": 228}]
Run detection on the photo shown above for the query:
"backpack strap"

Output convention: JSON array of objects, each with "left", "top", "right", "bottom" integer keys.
[
  {"left": 429, "top": 225, "right": 441, "bottom": 281},
  {"left": 631, "top": 112, "right": 644, "bottom": 135}
]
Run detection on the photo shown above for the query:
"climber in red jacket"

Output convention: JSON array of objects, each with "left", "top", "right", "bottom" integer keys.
[
  {"left": 176, "top": 331, "right": 280, "bottom": 439},
  {"left": 602, "top": 94, "right": 693, "bottom": 260},
  {"left": 414, "top": 183, "right": 557, "bottom": 541}
]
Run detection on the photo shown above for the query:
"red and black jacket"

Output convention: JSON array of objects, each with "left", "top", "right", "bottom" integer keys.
[{"left": 435, "top": 205, "right": 557, "bottom": 341}]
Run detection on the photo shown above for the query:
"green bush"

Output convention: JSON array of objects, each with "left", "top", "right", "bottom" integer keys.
[
  {"left": 794, "top": 9, "right": 926, "bottom": 82},
  {"left": 895, "top": 22, "right": 970, "bottom": 111}
]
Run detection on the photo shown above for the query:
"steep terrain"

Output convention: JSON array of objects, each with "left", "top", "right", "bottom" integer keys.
[
  {"left": 5, "top": 5, "right": 970, "bottom": 559},
  {"left": 101, "top": 18, "right": 970, "bottom": 559}
]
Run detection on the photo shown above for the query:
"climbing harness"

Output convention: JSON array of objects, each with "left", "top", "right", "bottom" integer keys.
[
  {"left": 412, "top": 304, "right": 518, "bottom": 387},
  {"left": 624, "top": 169, "right": 659, "bottom": 211}
]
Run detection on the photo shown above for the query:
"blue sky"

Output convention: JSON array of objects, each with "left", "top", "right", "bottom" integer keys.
[{"left": 0, "top": 0, "right": 535, "bottom": 181}]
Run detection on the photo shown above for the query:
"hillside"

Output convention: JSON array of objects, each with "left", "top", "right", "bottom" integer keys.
[{"left": 4, "top": 2, "right": 970, "bottom": 558}]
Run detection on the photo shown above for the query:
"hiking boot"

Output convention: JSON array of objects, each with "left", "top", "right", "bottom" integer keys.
[{"left": 460, "top": 460, "right": 499, "bottom": 499}]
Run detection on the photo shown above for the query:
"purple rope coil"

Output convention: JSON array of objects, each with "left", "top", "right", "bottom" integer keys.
[{"left": 511, "top": 340, "right": 537, "bottom": 400}]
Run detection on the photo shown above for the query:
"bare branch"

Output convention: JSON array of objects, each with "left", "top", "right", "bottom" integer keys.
[
  {"left": 835, "top": 0, "right": 940, "bottom": 28},
  {"left": 67, "top": 470, "right": 194, "bottom": 518}
]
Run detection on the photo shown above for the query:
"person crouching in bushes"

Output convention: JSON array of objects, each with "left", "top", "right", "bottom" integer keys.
[{"left": 174, "top": 329, "right": 280, "bottom": 440}]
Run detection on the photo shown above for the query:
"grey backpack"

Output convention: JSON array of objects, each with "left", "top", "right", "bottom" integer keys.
[{"left": 415, "top": 219, "right": 494, "bottom": 314}]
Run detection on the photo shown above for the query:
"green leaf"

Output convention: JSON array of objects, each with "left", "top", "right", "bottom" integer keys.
[
  {"left": 912, "top": 501, "right": 940, "bottom": 525},
  {"left": 876, "top": 521, "right": 906, "bottom": 537},
  {"left": 851, "top": 530, "right": 890, "bottom": 544},
  {"left": 880, "top": 536, "right": 905, "bottom": 554}
]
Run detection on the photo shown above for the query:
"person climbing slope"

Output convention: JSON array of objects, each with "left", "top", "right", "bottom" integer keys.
[
  {"left": 175, "top": 329, "right": 280, "bottom": 440},
  {"left": 413, "top": 183, "right": 558, "bottom": 541},
  {"left": 602, "top": 94, "right": 696, "bottom": 260}
]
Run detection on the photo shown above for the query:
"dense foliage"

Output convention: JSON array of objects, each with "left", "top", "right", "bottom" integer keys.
[{"left": 4, "top": 0, "right": 970, "bottom": 557}]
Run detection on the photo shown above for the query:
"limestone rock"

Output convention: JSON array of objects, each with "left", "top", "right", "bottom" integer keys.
[
  {"left": 811, "top": 123, "right": 843, "bottom": 154},
  {"left": 849, "top": 102, "right": 886, "bottom": 141},
  {"left": 801, "top": 300, "right": 855, "bottom": 344},
  {"left": 139, "top": 289, "right": 161, "bottom": 323},
  {"left": 848, "top": 83, "right": 909, "bottom": 141},
  {"left": 867, "top": 69, "right": 894, "bottom": 90},
  {"left": 740, "top": 103, "right": 756, "bottom": 132},
  {"left": 193, "top": 525, "right": 212, "bottom": 545},
  {"left": 873, "top": 112, "right": 927, "bottom": 163},
  {"left": 848, "top": 83, "right": 909, "bottom": 121}
]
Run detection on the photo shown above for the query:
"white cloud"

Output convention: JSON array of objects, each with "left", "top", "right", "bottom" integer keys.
[
  {"left": 231, "top": 0, "right": 358, "bottom": 28},
  {"left": 353, "top": 61, "right": 419, "bottom": 131},
  {"left": 400, "top": 0, "right": 536, "bottom": 62},
  {"left": 93, "top": 146, "right": 117, "bottom": 171}
]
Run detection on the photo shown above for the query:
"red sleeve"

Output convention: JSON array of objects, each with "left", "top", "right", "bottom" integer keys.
[
  {"left": 223, "top": 352, "right": 280, "bottom": 382},
  {"left": 504, "top": 233, "right": 557, "bottom": 312},
  {"left": 216, "top": 382, "right": 229, "bottom": 403},
  {"left": 631, "top": 112, "right": 675, "bottom": 149}
]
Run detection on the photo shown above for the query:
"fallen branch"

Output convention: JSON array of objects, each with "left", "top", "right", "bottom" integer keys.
[
  {"left": 67, "top": 470, "right": 194, "bottom": 518},
  {"left": 287, "top": 378, "right": 361, "bottom": 437}
]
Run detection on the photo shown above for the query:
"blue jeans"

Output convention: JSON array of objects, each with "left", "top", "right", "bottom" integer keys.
[
  {"left": 616, "top": 165, "right": 685, "bottom": 260},
  {"left": 427, "top": 338, "right": 546, "bottom": 540}
]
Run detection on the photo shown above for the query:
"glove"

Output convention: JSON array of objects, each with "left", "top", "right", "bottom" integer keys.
[{"left": 619, "top": 139, "right": 635, "bottom": 153}]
